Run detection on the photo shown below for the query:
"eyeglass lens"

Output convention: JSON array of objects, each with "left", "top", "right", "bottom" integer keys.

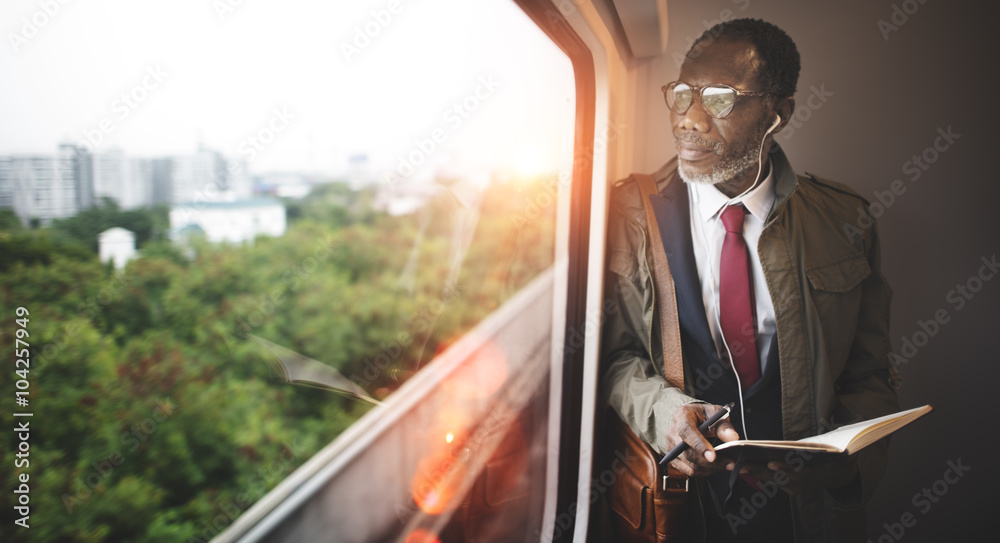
[{"left": 667, "top": 84, "right": 737, "bottom": 118}]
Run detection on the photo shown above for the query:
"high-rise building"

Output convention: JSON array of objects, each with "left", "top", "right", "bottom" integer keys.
[
  {"left": 150, "top": 157, "right": 174, "bottom": 206},
  {"left": 170, "top": 147, "right": 230, "bottom": 205},
  {"left": 0, "top": 154, "right": 77, "bottom": 226},
  {"left": 227, "top": 156, "right": 253, "bottom": 200},
  {"left": 58, "top": 143, "right": 94, "bottom": 211},
  {"left": 92, "top": 149, "right": 151, "bottom": 209},
  {"left": 1, "top": 145, "right": 258, "bottom": 224}
]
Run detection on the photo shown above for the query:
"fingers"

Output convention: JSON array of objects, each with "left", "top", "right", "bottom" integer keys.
[
  {"left": 664, "top": 404, "right": 733, "bottom": 477},
  {"left": 671, "top": 447, "right": 727, "bottom": 477},
  {"left": 766, "top": 461, "right": 792, "bottom": 472},
  {"left": 669, "top": 456, "right": 697, "bottom": 477},
  {"left": 712, "top": 418, "right": 740, "bottom": 442}
]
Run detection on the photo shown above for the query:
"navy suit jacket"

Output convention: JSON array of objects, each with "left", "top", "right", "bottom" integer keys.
[{"left": 648, "top": 175, "right": 782, "bottom": 413}]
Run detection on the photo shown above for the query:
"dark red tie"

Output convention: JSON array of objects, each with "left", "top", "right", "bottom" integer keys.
[{"left": 719, "top": 204, "right": 760, "bottom": 388}]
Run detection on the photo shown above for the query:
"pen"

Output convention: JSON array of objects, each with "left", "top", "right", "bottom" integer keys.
[{"left": 659, "top": 402, "right": 735, "bottom": 465}]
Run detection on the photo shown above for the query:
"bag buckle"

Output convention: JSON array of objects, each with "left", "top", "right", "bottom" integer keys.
[{"left": 662, "top": 474, "right": 689, "bottom": 492}]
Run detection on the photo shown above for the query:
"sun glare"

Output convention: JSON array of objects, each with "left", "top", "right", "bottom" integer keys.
[{"left": 514, "top": 146, "right": 547, "bottom": 178}]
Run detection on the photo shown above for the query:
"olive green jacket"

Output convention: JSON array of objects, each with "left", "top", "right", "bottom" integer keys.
[{"left": 601, "top": 146, "right": 901, "bottom": 542}]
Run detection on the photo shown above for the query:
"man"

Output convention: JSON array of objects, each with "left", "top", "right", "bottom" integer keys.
[{"left": 601, "top": 18, "right": 901, "bottom": 542}]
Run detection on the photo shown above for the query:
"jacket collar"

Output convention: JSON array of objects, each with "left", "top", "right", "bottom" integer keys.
[{"left": 766, "top": 143, "right": 799, "bottom": 221}]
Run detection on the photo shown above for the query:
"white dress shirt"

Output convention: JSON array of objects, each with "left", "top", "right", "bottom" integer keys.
[{"left": 687, "top": 164, "right": 777, "bottom": 375}]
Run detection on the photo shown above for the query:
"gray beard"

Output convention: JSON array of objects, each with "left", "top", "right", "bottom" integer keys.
[{"left": 676, "top": 130, "right": 764, "bottom": 186}]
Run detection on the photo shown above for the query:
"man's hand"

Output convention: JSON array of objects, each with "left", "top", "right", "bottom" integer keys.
[
  {"left": 736, "top": 455, "right": 859, "bottom": 495},
  {"left": 665, "top": 403, "right": 741, "bottom": 477}
]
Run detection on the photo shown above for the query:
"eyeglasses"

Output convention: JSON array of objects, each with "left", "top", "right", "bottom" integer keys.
[{"left": 661, "top": 81, "right": 772, "bottom": 119}]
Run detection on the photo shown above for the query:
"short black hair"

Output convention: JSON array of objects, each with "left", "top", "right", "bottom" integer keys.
[{"left": 687, "top": 18, "right": 800, "bottom": 98}]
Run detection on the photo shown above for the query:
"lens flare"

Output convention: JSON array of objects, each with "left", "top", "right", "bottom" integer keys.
[
  {"left": 404, "top": 529, "right": 441, "bottom": 543},
  {"left": 410, "top": 450, "right": 466, "bottom": 515},
  {"left": 440, "top": 339, "right": 508, "bottom": 400}
]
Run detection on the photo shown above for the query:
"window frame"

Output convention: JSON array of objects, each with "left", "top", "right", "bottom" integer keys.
[{"left": 512, "top": 1, "right": 599, "bottom": 542}]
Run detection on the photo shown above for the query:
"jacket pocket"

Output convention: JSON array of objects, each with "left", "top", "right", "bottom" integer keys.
[
  {"left": 806, "top": 253, "right": 871, "bottom": 293},
  {"left": 805, "top": 253, "right": 871, "bottom": 367},
  {"left": 609, "top": 248, "right": 639, "bottom": 282}
]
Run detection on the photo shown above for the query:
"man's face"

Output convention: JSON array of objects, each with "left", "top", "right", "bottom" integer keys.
[{"left": 672, "top": 39, "right": 774, "bottom": 187}]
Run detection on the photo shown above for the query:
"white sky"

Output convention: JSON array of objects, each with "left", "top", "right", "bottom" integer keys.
[{"left": 0, "top": 0, "right": 576, "bottom": 177}]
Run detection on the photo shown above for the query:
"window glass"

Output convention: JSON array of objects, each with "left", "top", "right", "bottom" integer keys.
[{"left": 0, "top": 0, "right": 574, "bottom": 541}]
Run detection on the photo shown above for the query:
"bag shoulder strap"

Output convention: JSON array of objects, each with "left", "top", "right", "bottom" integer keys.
[{"left": 630, "top": 173, "right": 685, "bottom": 393}]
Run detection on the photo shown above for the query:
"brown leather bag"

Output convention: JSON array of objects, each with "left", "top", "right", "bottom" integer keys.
[
  {"left": 605, "top": 410, "right": 690, "bottom": 542},
  {"left": 604, "top": 172, "right": 691, "bottom": 542}
]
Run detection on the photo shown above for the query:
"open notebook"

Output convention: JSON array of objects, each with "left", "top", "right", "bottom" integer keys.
[{"left": 714, "top": 405, "right": 933, "bottom": 460}]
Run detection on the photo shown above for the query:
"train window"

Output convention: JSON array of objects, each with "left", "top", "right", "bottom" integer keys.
[{"left": 0, "top": 0, "right": 576, "bottom": 541}]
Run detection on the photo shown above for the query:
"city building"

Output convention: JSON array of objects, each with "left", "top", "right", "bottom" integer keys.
[
  {"left": 169, "top": 198, "right": 286, "bottom": 245},
  {"left": 149, "top": 157, "right": 174, "bottom": 206},
  {"left": 255, "top": 172, "right": 313, "bottom": 199},
  {"left": 2, "top": 144, "right": 267, "bottom": 225},
  {"left": 92, "top": 149, "right": 152, "bottom": 209},
  {"left": 0, "top": 154, "right": 77, "bottom": 226},
  {"left": 170, "top": 147, "right": 234, "bottom": 205},
  {"left": 59, "top": 143, "right": 94, "bottom": 211}
]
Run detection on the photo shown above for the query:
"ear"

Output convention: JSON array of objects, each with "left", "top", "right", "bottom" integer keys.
[{"left": 771, "top": 96, "right": 795, "bottom": 134}]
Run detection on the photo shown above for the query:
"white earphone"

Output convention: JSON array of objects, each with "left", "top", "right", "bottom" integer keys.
[
  {"left": 731, "top": 114, "right": 780, "bottom": 201},
  {"left": 699, "top": 113, "right": 781, "bottom": 440}
]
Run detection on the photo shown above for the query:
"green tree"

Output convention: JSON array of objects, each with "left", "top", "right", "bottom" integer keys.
[
  {"left": 0, "top": 209, "right": 23, "bottom": 230},
  {"left": 0, "top": 178, "right": 555, "bottom": 542}
]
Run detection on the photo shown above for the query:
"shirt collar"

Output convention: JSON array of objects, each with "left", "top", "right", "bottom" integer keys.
[{"left": 689, "top": 159, "right": 776, "bottom": 224}]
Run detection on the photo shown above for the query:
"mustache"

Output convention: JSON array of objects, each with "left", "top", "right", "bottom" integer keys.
[{"left": 673, "top": 133, "right": 722, "bottom": 154}]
